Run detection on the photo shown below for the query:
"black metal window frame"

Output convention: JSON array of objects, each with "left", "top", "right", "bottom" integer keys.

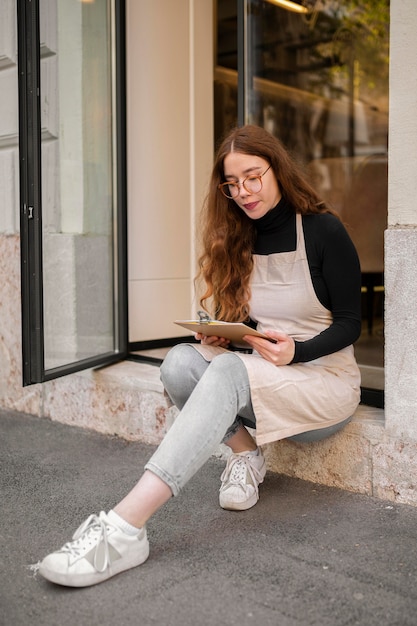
[{"left": 17, "top": 0, "right": 128, "bottom": 385}]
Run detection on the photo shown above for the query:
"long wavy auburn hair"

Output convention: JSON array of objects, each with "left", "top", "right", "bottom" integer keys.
[{"left": 196, "top": 125, "right": 338, "bottom": 322}]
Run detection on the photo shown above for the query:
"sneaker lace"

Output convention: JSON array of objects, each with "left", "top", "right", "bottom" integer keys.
[
  {"left": 60, "top": 512, "right": 111, "bottom": 572},
  {"left": 220, "top": 455, "right": 264, "bottom": 495}
]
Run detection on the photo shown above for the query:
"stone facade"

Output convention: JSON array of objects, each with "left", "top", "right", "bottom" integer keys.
[{"left": 1, "top": 0, "right": 417, "bottom": 508}]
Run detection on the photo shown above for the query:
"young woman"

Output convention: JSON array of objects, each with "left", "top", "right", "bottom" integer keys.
[{"left": 39, "top": 125, "right": 361, "bottom": 588}]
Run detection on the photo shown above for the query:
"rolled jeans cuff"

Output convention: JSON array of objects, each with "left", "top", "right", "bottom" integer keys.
[{"left": 144, "top": 462, "right": 181, "bottom": 497}]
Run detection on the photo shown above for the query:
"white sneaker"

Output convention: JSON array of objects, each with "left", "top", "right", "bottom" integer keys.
[
  {"left": 38, "top": 511, "right": 149, "bottom": 587},
  {"left": 219, "top": 449, "right": 266, "bottom": 511}
]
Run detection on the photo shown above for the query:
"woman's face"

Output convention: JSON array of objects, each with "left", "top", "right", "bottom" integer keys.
[{"left": 223, "top": 152, "right": 281, "bottom": 220}]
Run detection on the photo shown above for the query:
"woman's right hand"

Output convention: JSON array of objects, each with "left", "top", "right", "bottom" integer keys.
[{"left": 195, "top": 333, "right": 230, "bottom": 348}]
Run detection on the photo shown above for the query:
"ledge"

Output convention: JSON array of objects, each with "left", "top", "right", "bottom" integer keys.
[{"left": 40, "top": 359, "right": 416, "bottom": 507}]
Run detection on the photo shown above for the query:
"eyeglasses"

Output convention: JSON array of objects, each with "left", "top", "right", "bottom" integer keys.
[{"left": 218, "top": 165, "right": 272, "bottom": 199}]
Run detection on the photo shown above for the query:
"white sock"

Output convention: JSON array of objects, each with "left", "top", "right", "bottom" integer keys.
[
  {"left": 107, "top": 509, "right": 141, "bottom": 535},
  {"left": 238, "top": 447, "right": 259, "bottom": 456}
]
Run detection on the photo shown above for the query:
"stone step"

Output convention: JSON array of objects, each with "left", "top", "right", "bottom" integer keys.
[{"left": 42, "top": 359, "right": 403, "bottom": 503}]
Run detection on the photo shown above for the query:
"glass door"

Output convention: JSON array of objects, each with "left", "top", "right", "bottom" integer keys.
[
  {"left": 215, "top": 0, "right": 388, "bottom": 405},
  {"left": 18, "top": 0, "right": 127, "bottom": 384}
]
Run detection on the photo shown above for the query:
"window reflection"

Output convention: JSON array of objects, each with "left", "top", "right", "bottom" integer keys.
[
  {"left": 40, "top": 0, "right": 115, "bottom": 370},
  {"left": 215, "top": 0, "right": 389, "bottom": 391}
]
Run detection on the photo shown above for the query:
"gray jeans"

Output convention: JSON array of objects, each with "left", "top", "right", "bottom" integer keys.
[
  {"left": 145, "top": 345, "right": 255, "bottom": 496},
  {"left": 145, "top": 344, "right": 351, "bottom": 496}
]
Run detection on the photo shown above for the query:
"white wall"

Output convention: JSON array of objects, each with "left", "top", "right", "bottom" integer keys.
[
  {"left": 126, "top": 0, "right": 214, "bottom": 343},
  {"left": 0, "top": 0, "right": 19, "bottom": 235},
  {"left": 385, "top": 0, "right": 417, "bottom": 442}
]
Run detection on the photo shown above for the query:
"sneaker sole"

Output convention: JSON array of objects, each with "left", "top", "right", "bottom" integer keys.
[
  {"left": 219, "top": 490, "right": 259, "bottom": 511},
  {"left": 39, "top": 543, "right": 150, "bottom": 588}
]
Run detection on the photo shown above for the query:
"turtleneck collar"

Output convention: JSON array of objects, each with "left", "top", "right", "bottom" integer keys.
[
  {"left": 253, "top": 196, "right": 297, "bottom": 255},
  {"left": 254, "top": 196, "right": 293, "bottom": 233}
]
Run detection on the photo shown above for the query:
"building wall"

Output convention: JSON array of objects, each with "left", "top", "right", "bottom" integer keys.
[
  {"left": 0, "top": 0, "right": 19, "bottom": 235},
  {"left": 1, "top": 0, "right": 417, "bottom": 506},
  {"left": 0, "top": 0, "right": 32, "bottom": 413},
  {"left": 385, "top": 0, "right": 417, "bottom": 445},
  {"left": 127, "top": 0, "right": 214, "bottom": 343}
]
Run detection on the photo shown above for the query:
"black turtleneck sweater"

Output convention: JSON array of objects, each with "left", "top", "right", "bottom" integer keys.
[{"left": 252, "top": 198, "right": 362, "bottom": 363}]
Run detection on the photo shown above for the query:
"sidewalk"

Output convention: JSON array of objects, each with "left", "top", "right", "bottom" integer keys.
[{"left": 1, "top": 408, "right": 416, "bottom": 626}]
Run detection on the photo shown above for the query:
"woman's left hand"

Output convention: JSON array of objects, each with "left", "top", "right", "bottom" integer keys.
[
  {"left": 243, "top": 330, "right": 295, "bottom": 366},
  {"left": 195, "top": 332, "right": 230, "bottom": 348}
]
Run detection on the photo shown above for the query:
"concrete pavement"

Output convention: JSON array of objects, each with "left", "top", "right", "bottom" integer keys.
[{"left": 1, "top": 409, "right": 417, "bottom": 626}]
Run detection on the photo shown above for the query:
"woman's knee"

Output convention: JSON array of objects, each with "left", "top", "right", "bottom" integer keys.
[
  {"left": 160, "top": 344, "right": 197, "bottom": 387},
  {"left": 160, "top": 344, "right": 212, "bottom": 409},
  {"left": 203, "top": 353, "right": 251, "bottom": 403},
  {"left": 205, "top": 351, "right": 247, "bottom": 379}
]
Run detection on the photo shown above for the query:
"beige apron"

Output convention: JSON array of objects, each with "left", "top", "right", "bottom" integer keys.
[{"left": 194, "top": 214, "right": 361, "bottom": 446}]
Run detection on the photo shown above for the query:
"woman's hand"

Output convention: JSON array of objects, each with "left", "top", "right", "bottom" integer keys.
[
  {"left": 195, "top": 333, "right": 230, "bottom": 348},
  {"left": 243, "top": 330, "right": 295, "bottom": 366}
]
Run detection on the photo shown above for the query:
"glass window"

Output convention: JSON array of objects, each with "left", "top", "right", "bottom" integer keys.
[
  {"left": 18, "top": 0, "right": 127, "bottom": 383},
  {"left": 41, "top": 0, "right": 116, "bottom": 370},
  {"left": 215, "top": 0, "right": 389, "bottom": 400}
]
